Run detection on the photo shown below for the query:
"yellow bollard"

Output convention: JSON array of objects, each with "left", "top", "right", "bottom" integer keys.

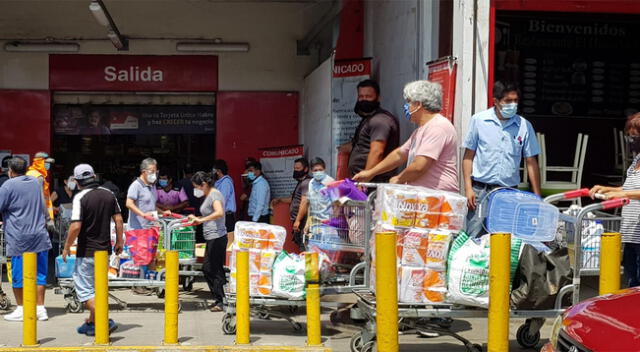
[
  {"left": 600, "top": 232, "right": 621, "bottom": 295},
  {"left": 305, "top": 251, "right": 321, "bottom": 346},
  {"left": 236, "top": 249, "right": 250, "bottom": 345},
  {"left": 164, "top": 251, "right": 179, "bottom": 345},
  {"left": 94, "top": 251, "right": 109, "bottom": 345},
  {"left": 488, "top": 233, "right": 511, "bottom": 352},
  {"left": 375, "top": 231, "right": 398, "bottom": 352},
  {"left": 22, "top": 252, "right": 37, "bottom": 347}
]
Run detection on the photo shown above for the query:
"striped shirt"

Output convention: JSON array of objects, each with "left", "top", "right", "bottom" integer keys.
[{"left": 621, "top": 154, "right": 640, "bottom": 244}]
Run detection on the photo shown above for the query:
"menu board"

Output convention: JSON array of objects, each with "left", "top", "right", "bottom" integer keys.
[{"left": 495, "top": 12, "right": 640, "bottom": 118}]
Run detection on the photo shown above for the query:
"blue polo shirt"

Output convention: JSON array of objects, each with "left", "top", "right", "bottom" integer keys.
[
  {"left": 215, "top": 175, "right": 236, "bottom": 213},
  {"left": 126, "top": 177, "right": 157, "bottom": 229},
  {"left": 462, "top": 107, "right": 540, "bottom": 187},
  {"left": 248, "top": 176, "right": 270, "bottom": 222}
]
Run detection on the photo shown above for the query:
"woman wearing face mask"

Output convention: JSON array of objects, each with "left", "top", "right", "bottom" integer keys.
[
  {"left": 302, "top": 158, "right": 335, "bottom": 238},
  {"left": 353, "top": 80, "right": 459, "bottom": 192},
  {"left": 155, "top": 171, "right": 189, "bottom": 214},
  {"left": 51, "top": 176, "right": 78, "bottom": 214},
  {"left": 188, "top": 171, "right": 227, "bottom": 312},
  {"left": 590, "top": 112, "right": 640, "bottom": 288}
]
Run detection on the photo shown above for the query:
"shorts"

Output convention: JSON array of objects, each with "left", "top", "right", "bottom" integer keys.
[
  {"left": 73, "top": 257, "right": 95, "bottom": 302},
  {"left": 11, "top": 251, "right": 49, "bottom": 288}
]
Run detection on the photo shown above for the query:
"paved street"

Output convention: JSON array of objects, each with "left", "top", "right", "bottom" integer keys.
[{"left": 0, "top": 281, "right": 552, "bottom": 351}]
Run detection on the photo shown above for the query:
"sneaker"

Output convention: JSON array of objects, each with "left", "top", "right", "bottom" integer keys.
[
  {"left": 37, "top": 307, "right": 48, "bottom": 321},
  {"left": 4, "top": 307, "right": 23, "bottom": 322},
  {"left": 108, "top": 319, "right": 118, "bottom": 333},
  {"left": 77, "top": 322, "right": 95, "bottom": 336}
]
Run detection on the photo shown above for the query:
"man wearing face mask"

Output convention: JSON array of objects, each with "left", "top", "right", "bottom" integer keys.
[
  {"left": 462, "top": 81, "right": 541, "bottom": 238},
  {"left": 272, "top": 158, "right": 312, "bottom": 249},
  {"left": 125, "top": 158, "right": 171, "bottom": 230},
  {"left": 51, "top": 176, "right": 78, "bottom": 214},
  {"left": 27, "top": 152, "right": 56, "bottom": 230},
  {"left": 339, "top": 79, "right": 400, "bottom": 183},
  {"left": 353, "top": 80, "right": 458, "bottom": 192},
  {"left": 213, "top": 159, "right": 237, "bottom": 240},
  {"left": 155, "top": 171, "right": 188, "bottom": 214},
  {"left": 246, "top": 161, "right": 271, "bottom": 224}
]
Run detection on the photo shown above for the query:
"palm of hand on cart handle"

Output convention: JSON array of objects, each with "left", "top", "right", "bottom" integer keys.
[{"left": 188, "top": 214, "right": 202, "bottom": 225}]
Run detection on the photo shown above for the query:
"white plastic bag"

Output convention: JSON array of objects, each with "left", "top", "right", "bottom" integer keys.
[{"left": 271, "top": 251, "right": 306, "bottom": 299}]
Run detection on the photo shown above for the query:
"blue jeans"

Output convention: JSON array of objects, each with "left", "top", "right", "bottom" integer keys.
[
  {"left": 465, "top": 183, "right": 494, "bottom": 238},
  {"left": 623, "top": 243, "right": 640, "bottom": 287}
]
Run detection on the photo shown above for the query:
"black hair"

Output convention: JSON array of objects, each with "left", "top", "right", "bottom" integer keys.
[
  {"left": 158, "top": 170, "right": 173, "bottom": 179},
  {"left": 245, "top": 157, "right": 257, "bottom": 168},
  {"left": 310, "top": 157, "right": 326, "bottom": 169},
  {"left": 214, "top": 159, "right": 229, "bottom": 175},
  {"left": 1, "top": 155, "right": 12, "bottom": 169},
  {"left": 77, "top": 176, "right": 97, "bottom": 188},
  {"left": 493, "top": 81, "right": 520, "bottom": 101},
  {"left": 246, "top": 160, "right": 262, "bottom": 171},
  {"left": 191, "top": 171, "right": 215, "bottom": 187},
  {"left": 8, "top": 157, "right": 27, "bottom": 175},
  {"left": 294, "top": 157, "right": 309, "bottom": 169},
  {"left": 357, "top": 79, "right": 380, "bottom": 96}
]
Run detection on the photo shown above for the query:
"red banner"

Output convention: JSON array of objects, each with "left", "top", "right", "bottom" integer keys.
[
  {"left": 49, "top": 55, "right": 218, "bottom": 92},
  {"left": 427, "top": 57, "right": 457, "bottom": 121}
]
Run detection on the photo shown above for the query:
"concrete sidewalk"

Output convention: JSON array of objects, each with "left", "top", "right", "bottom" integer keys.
[{"left": 0, "top": 281, "right": 554, "bottom": 351}]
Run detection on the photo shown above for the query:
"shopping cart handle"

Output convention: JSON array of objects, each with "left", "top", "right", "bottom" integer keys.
[
  {"left": 562, "top": 188, "right": 591, "bottom": 199},
  {"left": 601, "top": 198, "right": 630, "bottom": 210},
  {"left": 164, "top": 213, "right": 183, "bottom": 219},
  {"left": 181, "top": 218, "right": 192, "bottom": 223},
  {"left": 181, "top": 222, "right": 196, "bottom": 227},
  {"left": 143, "top": 215, "right": 156, "bottom": 221}
]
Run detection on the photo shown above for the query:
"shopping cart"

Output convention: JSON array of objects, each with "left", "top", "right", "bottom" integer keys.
[
  {"left": 1, "top": 223, "right": 12, "bottom": 310},
  {"left": 155, "top": 214, "right": 199, "bottom": 296},
  {"left": 349, "top": 188, "right": 629, "bottom": 352}
]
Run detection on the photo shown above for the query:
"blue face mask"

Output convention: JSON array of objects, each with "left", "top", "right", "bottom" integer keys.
[
  {"left": 500, "top": 103, "right": 518, "bottom": 119},
  {"left": 45, "top": 163, "right": 51, "bottom": 171},
  {"left": 158, "top": 180, "right": 169, "bottom": 188},
  {"left": 312, "top": 171, "right": 326, "bottom": 182},
  {"left": 403, "top": 103, "right": 411, "bottom": 120},
  {"left": 247, "top": 172, "right": 257, "bottom": 181}
]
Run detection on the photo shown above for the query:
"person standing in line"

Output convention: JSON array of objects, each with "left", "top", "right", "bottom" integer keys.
[
  {"left": 179, "top": 165, "right": 204, "bottom": 242},
  {"left": 246, "top": 161, "right": 271, "bottom": 223},
  {"left": 27, "top": 152, "right": 56, "bottom": 233},
  {"left": 61, "top": 164, "right": 123, "bottom": 335},
  {"left": 272, "top": 158, "right": 312, "bottom": 249},
  {"left": 51, "top": 175, "right": 77, "bottom": 214},
  {"left": 188, "top": 171, "right": 227, "bottom": 312},
  {"left": 239, "top": 157, "right": 257, "bottom": 221},
  {"left": 213, "top": 159, "right": 236, "bottom": 243},
  {"left": 0, "top": 157, "right": 52, "bottom": 321},
  {"left": 125, "top": 158, "right": 170, "bottom": 231},
  {"left": 302, "top": 157, "right": 335, "bottom": 238},
  {"left": 156, "top": 171, "right": 189, "bottom": 213}
]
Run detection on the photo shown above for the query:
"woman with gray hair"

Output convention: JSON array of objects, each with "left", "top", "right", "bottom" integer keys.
[{"left": 353, "top": 80, "right": 459, "bottom": 192}]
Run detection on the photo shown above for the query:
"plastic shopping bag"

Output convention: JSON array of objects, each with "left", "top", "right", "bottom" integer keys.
[
  {"left": 271, "top": 251, "right": 306, "bottom": 299},
  {"left": 125, "top": 228, "right": 160, "bottom": 266}
]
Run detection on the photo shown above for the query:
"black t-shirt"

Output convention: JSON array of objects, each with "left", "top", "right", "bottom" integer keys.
[
  {"left": 348, "top": 109, "right": 400, "bottom": 182},
  {"left": 71, "top": 185, "right": 121, "bottom": 257},
  {"left": 289, "top": 176, "right": 311, "bottom": 221}
]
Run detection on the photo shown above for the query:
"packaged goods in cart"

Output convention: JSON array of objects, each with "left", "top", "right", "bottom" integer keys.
[
  {"left": 437, "top": 193, "right": 468, "bottom": 231},
  {"left": 414, "top": 192, "right": 444, "bottom": 229},
  {"left": 423, "top": 269, "right": 446, "bottom": 303},
  {"left": 379, "top": 185, "right": 419, "bottom": 227},
  {"left": 399, "top": 267, "right": 425, "bottom": 303},
  {"left": 400, "top": 228, "right": 429, "bottom": 267},
  {"left": 426, "top": 230, "right": 453, "bottom": 271}
]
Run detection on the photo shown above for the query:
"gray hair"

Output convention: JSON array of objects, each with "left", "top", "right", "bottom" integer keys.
[
  {"left": 140, "top": 158, "right": 157, "bottom": 172},
  {"left": 8, "top": 157, "right": 27, "bottom": 175},
  {"left": 403, "top": 80, "right": 442, "bottom": 112}
]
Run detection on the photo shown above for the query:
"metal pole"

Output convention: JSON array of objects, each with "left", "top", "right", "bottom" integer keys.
[
  {"left": 305, "top": 251, "right": 321, "bottom": 346},
  {"left": 375, "top": 231, "right": 398, "bottom": 352},
  {"left": 488, "top": 233, "right": 511, "bottom": 352},
  {"left": 22, "top": 252, "right": 37, "bottom": 347},
  {"left": 94, "top": 251, "right": 109, "bottom": 345},
  {"left": 236, "top": 249, "right": 250, "bottom": 345},
  {"left": 164, "top": 250, "right": 179, "bottom": 345},
  {"left": 599, "top": 232, "right": 621, "bottom": 295}
]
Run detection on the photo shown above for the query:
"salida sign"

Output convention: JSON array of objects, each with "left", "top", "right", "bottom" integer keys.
[{"left": 49, "top": 55, "right": 218, "bottom": 91}]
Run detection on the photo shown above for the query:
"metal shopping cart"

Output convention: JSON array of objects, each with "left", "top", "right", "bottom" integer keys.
[
  {"left": 0, "top": 223, "right": 12, "bottom": 310},
  {"left": 349, "top": 188, "right": 628, "bottom": 352}
]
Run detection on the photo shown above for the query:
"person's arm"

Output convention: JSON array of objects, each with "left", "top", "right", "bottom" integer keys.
[
  {"left": 598, "top": 189, "right": 640, "bottom": 200},
  {"left": 0, "top": 187, "right": 8, "bottom": 213},
  {"left": 589, "top": 185, "right": 624, "bottom": 198},
  {"left": 393, "top": 156, "right": 435, "bottom": 184},
  {"left": 191, "top": 199, "right": 224, "bottom": 224},
  {"left": 126, "top": 198, "right": 149, "bottom": 218},
  {"left": 51, "top": 190, "right": 60, "bottom": 212},
  {"left": 462, "top": 149, "right": 477, "bottom": 210},
  {"left": 172, "top": 188, "right": 189, "bottom": 212},
  {"left": 294, "top": 196, "right": 309, "bottom": 231},
  {"left": 37, "top": 177, "right": 52, "bottom": 222},
  {"left": 365, "top": 140, "right": 387, "bottom": 170},
  {"left": 113, "top": 213, "right": 124, "bottom": 255},
  {"left": 352, "top": 148, "right": 407, "bottom": 182},
  {"left": 252, "top": 182, "right": 268, "bottom": 222},
  {"left": 338, "top": 142, "right": 353, "bottom": 154},
  {"left": 525, "top": 156, "right": 541, "bottom": 196},
  {"left": 62, "top": 221, "right": 81, "bottom": 262}
]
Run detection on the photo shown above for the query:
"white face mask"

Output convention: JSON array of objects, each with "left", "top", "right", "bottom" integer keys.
[
  {"left": 68, "top": 181, "right": 77, "bottom": 190},
  {"left": 146, "top": 172, "right": 157, "bottom": 183},
  {"left": 194, "top": 188, "right": 205, "bottom": 198}
]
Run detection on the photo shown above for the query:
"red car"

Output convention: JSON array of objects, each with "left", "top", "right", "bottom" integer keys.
[{"left": 541, "top": 287, "right": 640, "bottom": 352}]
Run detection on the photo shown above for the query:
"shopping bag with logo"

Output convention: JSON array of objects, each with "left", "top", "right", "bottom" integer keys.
[
  {"left": 271, "top": 251, "right": 306, "bottom": 299},
  {"left": 125, "top": 228, "right": 160, "bottom": 266}
]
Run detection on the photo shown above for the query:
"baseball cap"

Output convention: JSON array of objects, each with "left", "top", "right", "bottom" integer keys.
[
  {"left": 73, "top": 164, "right": 95, "bottom": 180},
  {"left": 35, "top": 151, "right": 55, "bottom": 164}
]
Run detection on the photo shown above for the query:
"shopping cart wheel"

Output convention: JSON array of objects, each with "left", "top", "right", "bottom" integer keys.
[
  {"left": 291, "top": 321, "right": 303, "bottom": 332},
  {"left": 288, "top": 305, "right": 299, "bottom": 314},
  {"left": 221, "top": 313, "right": 236, "bottom": 335},
  {"left": 183, "top": 277, "right": 194, "bottom": 292},
  {"left": 258, "top": 312, "right": 271, "bottom": 320},
  {"left": 156, "top": 288, "right": 165, "bottom": 299},
  {"left": 350, "top": 331, "right": 364, "bottom": 352},
  {"left": 361, "top": 341, "right": 375, "bottom": 352},
  {"left": 66, "top": 299, "right": 84, "bottom": 313},
  {"left": 0, "top": 295, "right": 11, "bottom": 310},
  {"left": 516, "top": 322, "right": 540, "bottom": 349}
]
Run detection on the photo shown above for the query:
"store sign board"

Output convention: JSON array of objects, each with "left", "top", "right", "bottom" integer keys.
[
  {"left": 427, "top": 57, "right": 457, "bottom": 122},
  {"left": 53, "top": 105, "right": 215, "bottom": 135},
  {"left": 49, "top": 55, "right": 218, "bottom": 91},
  {"left": 259, "top": 145, "right": 304, "bottom": 199}
]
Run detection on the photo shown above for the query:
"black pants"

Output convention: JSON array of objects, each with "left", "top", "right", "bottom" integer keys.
[
  {"left": 225, "top": 212, "right": 237, "bottom": 233},
  {"left": 623, "top": 243, "right": 640, "bottom": 287},
  {"left": 203, "top": 235, "right": 228, "bottom": 306},
  {"left": 292, "top": 217, "right": 307, "bottom": 250},
  {"left": 256, "top": 215, "right": 270, "bottom": 224}
]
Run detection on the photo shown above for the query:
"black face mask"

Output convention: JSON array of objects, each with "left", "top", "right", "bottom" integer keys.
[
  {"left": 293, "top": 170, "right": 307, "bottom": 180},
  {"left": 354, "top": 100, "right": 380, "bottom": 117},
  {"left": 629, "top": 136, "right": 640, "bottom": 153}
]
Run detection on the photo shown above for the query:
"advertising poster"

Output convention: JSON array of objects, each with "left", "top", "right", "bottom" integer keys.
[
  {"left": 53, "top": 105, "right": 215, "bottom": 135},
  {"left": 259, "top": 145, "right": 304, "bottom": 199},
  {"left": 427, "top": 56, "right": 457, "bottom": 121},
  {"left": 331, "top": 58, "right": 372, "bottom": 177}
]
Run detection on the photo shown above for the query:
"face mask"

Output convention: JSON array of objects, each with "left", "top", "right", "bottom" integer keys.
[
  {"left": 45, "top": 163, "right": 51, "bottom": 171},
  {"left": 312, "top": 171, "right": 326, "bottom": 182},
  {"left": 158, "top": 180, "right": 169, "bottom": 188},
  {"left": 628, "top": 136, "right": 640, "bottom": 153},
  {"left": 499, "top": 102, "right": 518, "bottom": 119},
  {"left": 247, "top": 172, "right": 257, "bottom": 181},
  {"left": 293, "top": 170, "right": 306, "bottom": 180},
  {"left": 146, "top": 172, "right": 157, "bottom": 183},
  {"left": 68, "top": 181, "right": 77, "bottom": 191},
  {"left": 193, "top": 188, "right": 205, "bottom": 198},
  {"left": 354, "top": 100, "right": 380, "bottom": 117}
]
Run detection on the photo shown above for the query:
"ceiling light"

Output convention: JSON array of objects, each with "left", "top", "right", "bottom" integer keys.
[
  {"left": 107, "top": 30, "right": 127, "bottom": 50},
  {"left": 89, "top": 1, "right": 110, "bottom": 27},
  {"left": 176, "top": 42, "right": 250, "bottom": 52},
  {"left": 4, "top": 42, "right": 80, "bottom": 52}
]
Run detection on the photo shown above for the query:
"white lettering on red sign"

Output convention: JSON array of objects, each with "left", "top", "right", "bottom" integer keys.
[
  {"left": 333, "top": 63, "right": 366, "bottom": 75},
  {"left": 104, "top": 66, "right": 164, "bottom": 82}
]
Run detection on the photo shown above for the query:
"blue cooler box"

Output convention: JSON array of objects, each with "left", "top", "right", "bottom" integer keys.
[{"left": 55, "top": 255, "right": 76, "bottom": 278}]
